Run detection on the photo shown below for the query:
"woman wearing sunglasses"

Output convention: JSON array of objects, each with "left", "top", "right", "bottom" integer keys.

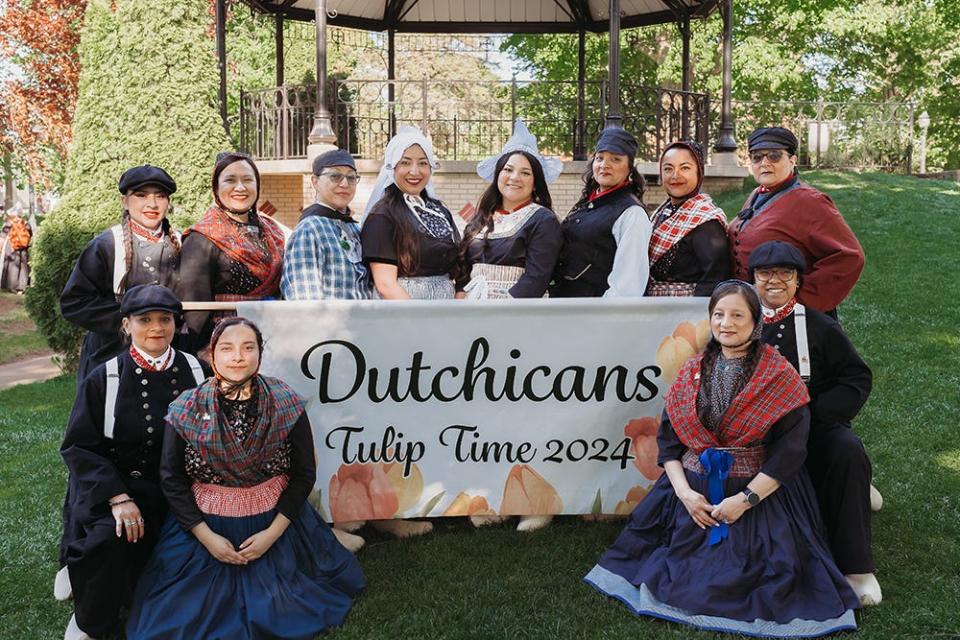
[{"left": 727, "top": 127, "right": 865, "bottom": 317}]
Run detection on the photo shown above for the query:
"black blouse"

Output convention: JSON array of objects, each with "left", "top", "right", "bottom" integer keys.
[
  {"left": 649, "top": 218, "right": 732, "bottom": 296},
  {"left": 457, "top": 207, "right": 563, "bottom": 298},
  {"left": 361, "top": 197, "right": 461, "bottom": 278},
  {"left": 160, "top": 411, "right": 317, "bottom": 532}
]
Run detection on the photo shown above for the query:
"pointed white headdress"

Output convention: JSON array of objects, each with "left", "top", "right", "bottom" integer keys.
[{"left": 476, "top": 119, "right": 563, "bottom": 184}]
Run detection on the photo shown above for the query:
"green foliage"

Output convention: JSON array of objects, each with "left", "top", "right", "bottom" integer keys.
[{"left": 25, "top": 0, "right": 231, "bottom": 370}]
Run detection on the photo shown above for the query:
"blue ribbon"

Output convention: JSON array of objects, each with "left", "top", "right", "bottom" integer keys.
[{"left": 699, "top": 448, "right": 733, "bottom": 546}]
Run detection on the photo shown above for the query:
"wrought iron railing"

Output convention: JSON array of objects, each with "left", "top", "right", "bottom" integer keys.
[
  {"left": 718, "top": 100, "right": 915, "bottom": 172},
  {"left": 239, "top": 79, "right": 710, "bottom": 163}
]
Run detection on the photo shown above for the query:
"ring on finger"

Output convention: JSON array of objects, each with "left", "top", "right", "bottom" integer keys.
[
  {"left": 137, "top": 517, "right": 144, "bottom": 524},
  {"left": 124, "top": 520, "right": 135, "bottom": 525}
]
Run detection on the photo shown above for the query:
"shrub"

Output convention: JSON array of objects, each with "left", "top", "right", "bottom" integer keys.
[{"left": 25, "top": 0, "right": 230, "bottom": 370}]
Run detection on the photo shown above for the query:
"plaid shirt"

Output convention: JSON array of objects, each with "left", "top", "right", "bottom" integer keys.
[{"left": 281, "top": 214, "right": 373, "bottom": 300}]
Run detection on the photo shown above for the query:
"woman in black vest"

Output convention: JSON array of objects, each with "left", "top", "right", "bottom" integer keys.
[
  {"left": 57, "top": 285, "right": 205, "bottom": 640},
  {"left": 551, "top": 127, "right": 651, "bottom": 297},
  {"left": 61, "top": 166, "right": 182, "bottom": 385}
]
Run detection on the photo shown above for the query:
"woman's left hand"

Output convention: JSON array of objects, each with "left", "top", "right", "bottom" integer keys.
[
  {"left": 710, "top": 495, "right": 750, "bottom": 526},
  {"left": 238, "top": 528, "right": 282, "bottom": 561}
]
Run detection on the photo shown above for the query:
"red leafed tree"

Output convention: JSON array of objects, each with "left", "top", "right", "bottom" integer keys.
[{"left": 0, "top": 0, "right": 86, "bottom": 188}]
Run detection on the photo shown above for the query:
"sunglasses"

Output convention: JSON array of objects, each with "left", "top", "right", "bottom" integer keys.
[
  {"left": 319, "top": 171, "right": 361, "bottom": 186},
  {"left": 749, "top": 150, "right": 788, "bottom": 164}
]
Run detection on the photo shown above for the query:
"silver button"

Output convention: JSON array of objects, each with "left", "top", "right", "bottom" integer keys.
[
  {"left": 173, "top": 390, "right": 180, "bottom": 395},
  {"left": 779, "top": 324, "right": 785, "bottom": 329},
  {"left": 170, "top": 379, "right": 177, "bottom": 385},
  {"left": 130, "top": 470, "right": 142, "bottom": 479},
  {"left": 145, "top": 415, "right": 152, "bottom": 421},
  {"left": 141, "top": 379, "right": 148, "bottom": 386},
  {"left": 141, "top": 261, "right": 149, "bottom": 267},
  {"left": 172, "top": 366, "right": 179, "bottom": 373},
  {"left": 145, "top": 256, "right": 152, "bottom": 262},
  {"left": 774, "top": 345, "right": 780, "bottom": 350},
  {"left": 142, "top": 391, "right": 148, "bottom": 398},
  {"left": 146, "top": 440, "right": 154, "bottom": 446},
  {"left": 149, "top": 267, "right": 156, "bottom": 272},
  {"left": 135, "top": 368, "right": 142, "bottom": 374},
  {"left": 777, "top": 333, "right": 783, "bottom": 338},
  {"left": 146, "top": 426, "right": 155, "bottom": 434},
  {"left": 142, "top": 403, "right": 149, "bottom": 409}
]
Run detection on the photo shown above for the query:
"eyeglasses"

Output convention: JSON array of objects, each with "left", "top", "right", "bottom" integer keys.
[
  {"left": 749, "top": 150, "right": 787, "bottom": 164},
  {"left": 754, "top": 267, "right": 797, "bottom": 282},
  {"left": 319, "top": 171, "right": 360, "bottom": 185}
]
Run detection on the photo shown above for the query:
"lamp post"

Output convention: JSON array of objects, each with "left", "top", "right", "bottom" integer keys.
[{"left": 918, "top": 110, "right": 930, "bottom": 175}]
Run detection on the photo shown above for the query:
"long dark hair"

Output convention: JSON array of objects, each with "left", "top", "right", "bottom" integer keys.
[
  {"left": 456, "top": 151, "right": 553, "bottom": 281},
  {"left": 368, "top": 183, "right": 450, "bottom": 276},
  {"left": 572, "top": 153, "right": 646, "bottom": 211},
  {"left": 697, "top": 280, "right": 764, "bottom": 425},
  {"left": 212, "top": 151, "right": 261, "bottom": 215}
]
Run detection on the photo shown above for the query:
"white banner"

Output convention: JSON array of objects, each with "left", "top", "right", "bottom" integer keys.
[{"left": 237, "top": 298, "right": 709, "bottom": 520}]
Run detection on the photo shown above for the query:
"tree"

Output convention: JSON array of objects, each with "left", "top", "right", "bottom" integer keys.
[
  {"left": 0, "top": 0, "right": 85, "bottom": 190},
  {"left": 25, "top": 0, "right": 231, "bottom": 369}
]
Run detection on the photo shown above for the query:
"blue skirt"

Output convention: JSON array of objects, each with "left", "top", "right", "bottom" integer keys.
[
  {"left": 584, "top": 469, "right": 859, "bottom": 638},
  {"left": 127, "top": 503, "right": 364, "bottom": 640}
]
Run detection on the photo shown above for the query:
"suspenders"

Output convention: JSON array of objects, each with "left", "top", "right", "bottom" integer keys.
[
  {"left": 102, "top": 352, "right": 205, "bottom": 438},
  {"left": 793, "top": 303, "right": 811, "bottom": 383}
]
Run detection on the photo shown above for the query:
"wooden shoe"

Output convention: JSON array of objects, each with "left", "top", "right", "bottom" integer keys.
[
  {"left": 845, "top": 573, "right": 882, "bottom": 606},
  {"left": 54, "top": 565, "right": 72, "bottom": 601},
  {"left": 332, "top": 527, "right": 365, "bottom": 553},
  {"left": 517, "top": 515, "right": 553, "bottom": 532},
  {"left": 870, "top": 484, "right": 883, "bottom": 512},
  {"left": 64, "top": 614, "right": 95, "bottom": 640}
]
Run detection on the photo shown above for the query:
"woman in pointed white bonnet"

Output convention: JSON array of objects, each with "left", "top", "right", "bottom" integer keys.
[
  {"left": 454, "top": 119, "right": 563, "bottom": 301},
  {"left": 361, "top": 127, "right": 461, "bottom": 300}
]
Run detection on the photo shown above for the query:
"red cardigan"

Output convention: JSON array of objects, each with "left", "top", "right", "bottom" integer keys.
[{"left": 728, "top": 183, "right": 864, "bottom": 312}]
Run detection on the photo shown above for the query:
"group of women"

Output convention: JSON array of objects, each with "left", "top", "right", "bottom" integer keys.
[{"left": 55, "top": 121, "right": 875, "bottom": 639}]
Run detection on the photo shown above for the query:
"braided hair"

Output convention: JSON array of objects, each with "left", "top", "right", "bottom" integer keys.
[
  {"left": 696, "top": 280, "right": 765, "bottom": 426},
  {"left": 117, "top": 200, "right": 180, "bottom": 295}
]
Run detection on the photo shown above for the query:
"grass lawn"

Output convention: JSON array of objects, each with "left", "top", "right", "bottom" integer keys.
[
  {"left": 1, "top": 171, "right": 958, "bottom": 639},
  {"left": 0, "top": 291, "right": 49, "bottom": 366}
]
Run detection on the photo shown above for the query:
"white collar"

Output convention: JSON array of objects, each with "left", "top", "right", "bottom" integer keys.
[
  {"left": 133, "top": 344, "right": 174, "bottom": 370},
  {"left": 761, "top": 301, "right": 792, "bottom": 318}
]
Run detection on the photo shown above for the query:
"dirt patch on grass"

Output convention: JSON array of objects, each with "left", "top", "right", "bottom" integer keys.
[{"left": 0, "top": 294, "right": 21, "bottom": 317}]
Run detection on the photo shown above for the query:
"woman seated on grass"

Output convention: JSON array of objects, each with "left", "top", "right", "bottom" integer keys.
[
  {"left": 584, "top": 279, "right": 860, "bottom": 638},
  {"left": 126, "top": 316, "right": 364, "bottom": 640}
]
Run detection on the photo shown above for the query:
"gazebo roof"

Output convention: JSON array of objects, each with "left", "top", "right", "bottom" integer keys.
[{"left": 240, "top": 0, "right": 721, "bottom": 33}]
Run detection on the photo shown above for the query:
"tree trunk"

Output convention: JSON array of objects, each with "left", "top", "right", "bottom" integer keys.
[{"left": 3, "top": 150, "right": 14, "bottom": 210}]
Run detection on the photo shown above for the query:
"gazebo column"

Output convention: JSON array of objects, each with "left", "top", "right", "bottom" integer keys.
[
  {"left": 307, "top": 0, "right": 337, "bottom": 159},
  {"left": 388, "top": 28, "right": 396, "bottom": 138},
  {"left": 575, "top": 29, "right": 587, "bottom": 159},
  {"left": 713, "top": 0, "right": 738, "bottom": 158},
  {"left": 680, "top": 17, "right": 691, "bottom": 138},
  {"left": 275, "top": 13, "right": 284, "bottom": 87},
  {"left": 215, "top": 0, "right": 229, "bottom": 137},
  {"left": 605, "top": 0, "right": 622, "bottom": 128}
]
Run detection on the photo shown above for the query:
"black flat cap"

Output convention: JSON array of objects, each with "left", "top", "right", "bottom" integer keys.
[
  {"left": 747, "top": 127, "right": 798, "bottom": 155},
  {"left": 118, "top": 165, "right": 177, "bottom": 195},
  {"left": 748, "top": 240, "right": 806, "bottom": 272},
  {"left": 120, "top": 284, "right": 183, "bottom": 317},
  {"left": 312, "top": 149, "right": 356, "bottom": 175},
  {"left": 595, "top": 127, "right": 639, "bottom": 159}
]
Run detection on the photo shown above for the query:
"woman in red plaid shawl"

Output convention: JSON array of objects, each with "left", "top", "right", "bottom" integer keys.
[
  {"left": 646, "top": 140, "right": 731, "bottom": 296},
  {"left": 127, "top": 317, "right": 364, "bottom": 640},
  {"left": 177, "top": 152, "right": 287, "bottom": 349},
  {"left": 585, "top": 280, "right": 859, "bottom": 638}
]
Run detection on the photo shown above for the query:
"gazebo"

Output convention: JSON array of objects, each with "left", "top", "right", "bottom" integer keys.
[{"left": 221, "top": 0, "right": 745, "bottom": 225}]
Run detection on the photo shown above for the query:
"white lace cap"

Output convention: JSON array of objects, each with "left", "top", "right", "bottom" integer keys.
[
  {"left": 476, "top": 119, "right": 564, "bottom": 184},
  {"left": 362, "top": 126, "right": 439, "bottom": 222}
]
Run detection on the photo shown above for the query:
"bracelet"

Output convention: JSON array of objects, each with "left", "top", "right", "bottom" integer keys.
[{"left": 109, "top": 498, "right": 133, "bottom": 507}]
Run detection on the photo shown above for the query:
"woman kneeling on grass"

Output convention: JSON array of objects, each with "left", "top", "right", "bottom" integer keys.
[
  {"left": 126, "top": 316, "right": 364, "bottom": 639},
  {"left": 58, "top": 285, "right": 205, "bottom": 640},
  {"left": 584, "top": 280, "right": 860, "bottom": 638}
]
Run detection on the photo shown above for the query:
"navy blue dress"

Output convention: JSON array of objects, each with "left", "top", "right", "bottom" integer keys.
[
  {"left": 584, "top": 407, "right": 860, "bottom": 638},
  {"left": 126, "top": 396, "right": 364, "bottom": 639}
]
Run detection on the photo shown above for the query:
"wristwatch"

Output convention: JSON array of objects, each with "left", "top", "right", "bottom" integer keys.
[{"left": 742, "top": 488, "right": 760, "bottom": 507}]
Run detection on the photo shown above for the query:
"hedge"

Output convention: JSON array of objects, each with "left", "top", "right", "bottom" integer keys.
[{"left": 25, "top": 0, "right": 231, "bottom": 370}]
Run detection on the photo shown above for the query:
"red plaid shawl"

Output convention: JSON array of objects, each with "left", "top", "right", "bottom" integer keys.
[
  {"left": 648, "top": 193, "right": 727, "bottom": 265},
  {"left": 184, "top": 206, "right": 285, "bottom": 298},
  {"left": 665, "top": 344, "right": 809, "bottom": 452},
  {"left": 168, "top": 375, "right": 306, "bottom": 486}
]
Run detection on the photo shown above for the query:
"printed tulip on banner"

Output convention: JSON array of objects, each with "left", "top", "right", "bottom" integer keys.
[
  {"left": 328, "top": 464, "right": 400, "bottom": 521},
  {"left": 382, "top": 461, "right": 425, "bottom": 515},
  {"left": 625, "top": 416, "right": 662, "bottom": 481},
  {"left": 655, "top": 319, "right": 710, "bottom": 384},
  {"left": 499, "top": 464, "right": 563, "bottom": 516},
  {"left": 442, "top": 492, "right": 497, "bottom": 517},
  {"left": 614, "top": 486, "right": 650, "bottom": 515}
]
